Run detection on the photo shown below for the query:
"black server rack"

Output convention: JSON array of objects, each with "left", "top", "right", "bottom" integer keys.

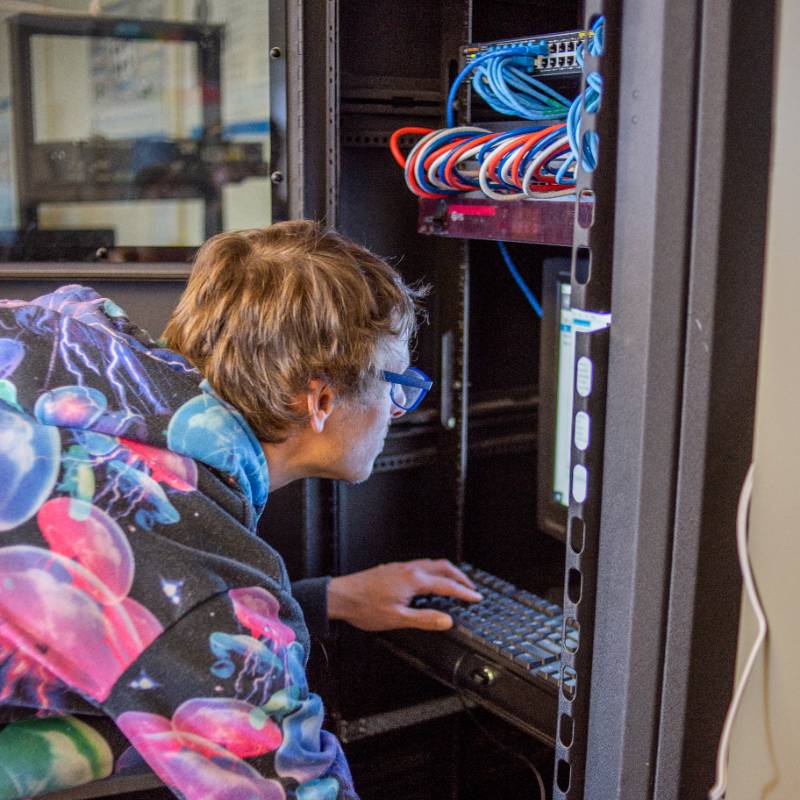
[{"left": 285, "top": 0, "right": 772, "bottom": 798}]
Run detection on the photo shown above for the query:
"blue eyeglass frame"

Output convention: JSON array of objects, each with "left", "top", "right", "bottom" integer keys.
[{"left": 381, "top": 367, "right": 433, "bottom": 412}]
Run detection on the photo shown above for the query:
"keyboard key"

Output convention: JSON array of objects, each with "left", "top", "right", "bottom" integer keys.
[
  {"left": 520, "top": 641, "right": 557, "bottom": 660},
  {"left": 436, "top": 563, "right": 566, "bottom": 679},
  {"left": 513, "top": 652, "right": 543, "bottom": 669},
  {"left": 537, "top": 662, "right": 562, "bottom": 685},
  {"left": 537, "top": 638, "right": 562, "bottom": 656}
]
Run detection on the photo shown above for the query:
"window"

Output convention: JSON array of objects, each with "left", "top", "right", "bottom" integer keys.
[{"left": 0, "top": 0, "right": 273, "bottom": 262}]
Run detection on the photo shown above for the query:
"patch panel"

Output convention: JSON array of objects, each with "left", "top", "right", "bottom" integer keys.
[{"left": 462, "top": 29, "right": 591, "bottom": 78}]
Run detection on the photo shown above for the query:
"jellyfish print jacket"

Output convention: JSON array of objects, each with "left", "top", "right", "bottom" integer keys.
[{"left": 0, "top": 286, "right": 357, "bottom": 800}]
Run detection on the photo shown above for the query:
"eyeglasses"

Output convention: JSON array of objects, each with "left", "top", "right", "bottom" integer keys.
[{"left": 381, "top": 367, "right": 433, "bottom": 412}]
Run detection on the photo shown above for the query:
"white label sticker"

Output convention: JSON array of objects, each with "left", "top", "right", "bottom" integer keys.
[
  {"left": 576, "top": 357, "right": 593, "bottom": 397},
  {"left": 574, "top": 411, "right": 590, "bottom": 451},
  {"left": 572, "top": 308, "right": 612, "bottom": 333},
  {"left": 572, "top": 464, "right": 588, "bottom": 503}
]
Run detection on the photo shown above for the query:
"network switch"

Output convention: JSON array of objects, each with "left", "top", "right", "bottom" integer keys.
[{"left": 462, "top": 29, "right": 592, "bottom": 78}]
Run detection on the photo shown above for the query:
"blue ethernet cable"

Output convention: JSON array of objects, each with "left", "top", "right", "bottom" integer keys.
[
  {"left": 497, "top": 241, "right": 543, "bottom": 318},
  {"left": 446, "top": 44, "right": 571, "bottom": 127},
  {"left": 472, "top": 57, "right": 571, "bottom": 121},
  {"left": 562, "top": 17, "right": 605, "bottom": 178}
]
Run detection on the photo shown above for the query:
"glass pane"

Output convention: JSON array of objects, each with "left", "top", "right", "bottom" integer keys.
[{"left": 0, "top": 0, "right": 272, "bottom": 262}]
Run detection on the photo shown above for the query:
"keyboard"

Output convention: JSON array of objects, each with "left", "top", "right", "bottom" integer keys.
[{"left": 380, "top": 563, "right": 572, "bottom": 744}]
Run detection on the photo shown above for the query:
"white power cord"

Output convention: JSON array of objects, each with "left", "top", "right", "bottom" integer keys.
[{"left": 708, "top": 463, "right": 766, "bottom": 799}]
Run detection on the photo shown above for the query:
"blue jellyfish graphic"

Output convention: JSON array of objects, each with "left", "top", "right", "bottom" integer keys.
[
  {"left": 34, "top": 386, "right": 108, "bottom": 429},
  {"left": 0, "top": 408, "right": 61, "bottom": 531},
  {"left": 167, "top": 389, "right": 267, "bottom": 510},
  {"left": 0, "top": 339, "right": 24, "bottom": 378},
  {"left": 105, "top": 461, "right": 180, "bottom": 530}
]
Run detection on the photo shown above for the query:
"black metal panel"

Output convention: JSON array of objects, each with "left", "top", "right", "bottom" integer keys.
[
  {"left": 464, "top": 420, "right": 565, "bottom": 595},
  {"left": 583, "top": 0, "right": 719, "bottom": 798},
  {"left": 8, "top": 17, "right": 34, "bottom": 231},
  {"left": 344, "top": 716, "right": 459, "bottom": 800},
  {"left": 269, "top": 0, "right": 290, "bottom": 221},
  {"left": 467, "top": 239, "right": 546, "bottom": 401},
  {"left": 340, "top": 0, "right": 444, "bottom": 83},
  {"left": 472, "top": 0, "right": 582, "bottom": 43},
  {"left": 285, "top": 0, "right": 339, "bottom": 221},
  {"left": 652, "top": 0, "right": 773, "bottom": 796},
  {"left": 433, "top": 236, "right": 470, "bottom": 559},
  {"left": 256, "top": 479, "right": 332, "bottom": 581},
  {"left": 336, "top": 460, "right": 457, "bottom": 572}
]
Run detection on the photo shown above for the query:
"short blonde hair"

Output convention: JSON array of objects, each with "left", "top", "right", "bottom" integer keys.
[{"left": 163, "top": 220, "right": 425, "bottom": 442}]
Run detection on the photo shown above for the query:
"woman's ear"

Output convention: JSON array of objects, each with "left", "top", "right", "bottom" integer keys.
[{"left": 306, "top": 379, "right": 336, "bottom": 433}]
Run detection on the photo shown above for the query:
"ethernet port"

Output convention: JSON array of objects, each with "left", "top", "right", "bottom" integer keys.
[
  {"left": 559, "top": 56, "right": 566, "bottom": 66},
  {"left": 558, "top": 41, "right": 565, "bottom": 52}
]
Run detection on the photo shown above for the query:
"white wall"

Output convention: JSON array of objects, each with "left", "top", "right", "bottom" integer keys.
[{"left": 726, "top": 1, "right": 800, "bottom": 797}]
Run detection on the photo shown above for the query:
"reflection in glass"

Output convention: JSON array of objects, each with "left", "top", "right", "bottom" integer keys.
[{"left": 0, "top": 1, "right": 271, "bottom": 262}]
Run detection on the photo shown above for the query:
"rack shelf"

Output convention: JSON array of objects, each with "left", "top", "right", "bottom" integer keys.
[{"left": 418, "top": 195, "right": 591, "bottom": 246}]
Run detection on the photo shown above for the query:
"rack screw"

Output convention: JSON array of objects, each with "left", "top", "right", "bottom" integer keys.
[
  {"left": 270, "top": 47, "right": 282, "bottom": 58},
  {"left": 446, "top": 417, "right": 456, "bottom": 430},
  {"left": 469, "top": 666, "right": 497, "bottom": 687},
  {"left": 270, "top": 171, "right": 284, "bottom": 184}
]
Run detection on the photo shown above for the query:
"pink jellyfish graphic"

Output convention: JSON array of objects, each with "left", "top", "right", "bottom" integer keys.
[
  {"left": 119, "top": 439, "right": 198, "bottom": 493},
  {"left": 38, "top": 497, "right": 134, "bottom": 601},
  {"left": 117, "top": 706, "right": 285, "bottom": 800},
  {"left": 230, "top": 587, "right": 296, "bottom": 647},
  {"left": 0, "top": 499, "right": 163, "bottom": 701}
]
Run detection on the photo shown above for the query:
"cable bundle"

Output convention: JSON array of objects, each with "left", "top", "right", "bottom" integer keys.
[
  {"left": 391, "top": 17, "right": 606, "bottom": 199},
  {"left": 447, "top": 44, "right": 572, "bottom": 128},
  {"left": 563, "top": 17, "right": 605, "bottom": 176},
  {"left": 390, "top": 125, "right": 576, "bottom": 200}
]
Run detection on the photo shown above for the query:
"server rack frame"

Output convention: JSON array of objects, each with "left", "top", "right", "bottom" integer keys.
[
  {"left": 305, "top": 0, "right": 772, "bottom": 798},
  {"left": 585, "top": 0, "right": 773, "bottom": 798}
]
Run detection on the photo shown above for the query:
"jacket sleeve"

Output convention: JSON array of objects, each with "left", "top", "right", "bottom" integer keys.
[{"left": 291, "top": 577, "right": 333, "bottom": 641}]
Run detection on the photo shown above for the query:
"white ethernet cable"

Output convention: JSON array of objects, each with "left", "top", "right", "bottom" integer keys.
[{"left": 708, "top": 463, "right": 766, "bottom": 800}]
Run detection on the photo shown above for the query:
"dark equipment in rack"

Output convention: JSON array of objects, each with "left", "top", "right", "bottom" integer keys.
[
  {"left": 388, "top": 10, "right": 618, "bottom": 797},
  {"left": 8, "top": 13, "right": 269, "bottom": 241},
  {"left": 536, "top": 257, "right": 573, "bottom": 541},
  {"left": 418, "top": 195, "right": 592, "bottom": 244},
  {"left": 461, "top": 29, "right": 588, "bottom": 122},
  {"left": 382, "top": 564, "right": 566, "bottom": 745}
]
